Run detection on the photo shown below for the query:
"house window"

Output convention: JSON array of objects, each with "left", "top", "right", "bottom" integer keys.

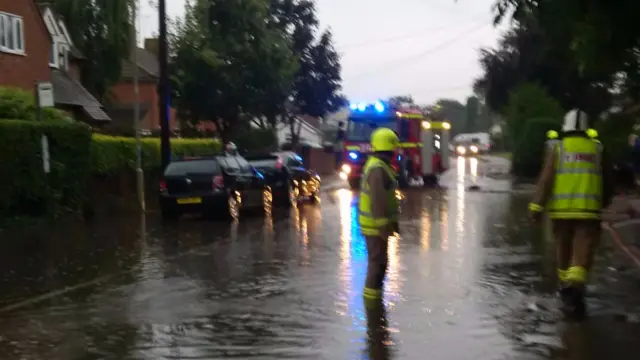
[
  {"left": 0, "top": 12, "right": 25, "bottom": 55},
  {"left": 49, "top": 42, "right": 57, "bottom": 67}
]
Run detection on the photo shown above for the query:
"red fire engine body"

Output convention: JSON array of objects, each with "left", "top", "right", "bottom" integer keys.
[{"left": 338, "top": 101, "right": 451, "bottom": 189}]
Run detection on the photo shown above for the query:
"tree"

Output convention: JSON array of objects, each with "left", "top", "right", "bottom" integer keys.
[
  {"left": 474, "top": 19, "right": 613, "bottom": 117},
  {"left": 387, "top": 95, "right": 415, "bottom": 107},
  {"left": 169, "top": 0, "right": 296, "bottom": 142},
  {"left": 464, "top": 96, "right": 479, "bottom": 133},
  {"left": 267, "top": 0, "right": 345, "bottom": 147},
  {"left": 45, "top": 0, "right": 135, "bottom": 102}
]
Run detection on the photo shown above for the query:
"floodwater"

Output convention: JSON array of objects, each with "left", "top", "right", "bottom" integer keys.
[{"left": 0, "top": 156, "right": 638, "bottom": 360}]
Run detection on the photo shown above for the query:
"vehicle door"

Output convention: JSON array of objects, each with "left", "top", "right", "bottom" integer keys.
[
  {"left": 235, "top": 156, "right": 264, "bottom": 206},
  {"left": 218, "top": 156, "right": 244, "bottom": 193}
]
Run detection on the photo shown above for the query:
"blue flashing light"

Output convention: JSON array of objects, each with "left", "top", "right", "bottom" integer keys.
[
  {"left": 349, "top": 103, "right": 358, "bottom": 110},
  {"left": 397, "top": 155, "right": 401, "bottom": 161},
  {"left": 357, "top": 102, "right": 366, "bottom": 111},
  {"left": 374, "top": 101, "right": 385, "bottom": 112},
  {"left": 348, "top": 152, "right": 358, "bottom": 160},
  {"left": 294, "top": 154, "right": 303, "bottom": 162}
]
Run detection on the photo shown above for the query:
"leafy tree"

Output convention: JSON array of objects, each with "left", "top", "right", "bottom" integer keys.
[
  {"left": 267, "top": 0, "right": 345, "bottom": 147},
  {"left": 474, "top": 19, "right": 613, "bottom": 117},
  {"left": 464, "top": 96, "right": 479, "bottom": 133},
  {"left": 504, "top": 82, "right": 563, "bottom": 150},
  {"left": 169, "top": 0, "right": 296, "bottom": 142},
  {"left": 387, "top": 95, "right": 415, "bottom": 107},
  {"left": 45, "top": 0, "right": 135, "bottom": 102}
]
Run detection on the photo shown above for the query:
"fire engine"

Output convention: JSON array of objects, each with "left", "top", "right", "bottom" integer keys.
[{"left": 338, "top": 100, "right": 452, "bottom": 189}]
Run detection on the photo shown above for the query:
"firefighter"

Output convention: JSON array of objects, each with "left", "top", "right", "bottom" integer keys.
[
  {"left": 358, "top": 128, "right": 400, "bottom": 300},
  {"left": 225, "top": 142, "right": 238, "bottom": 156},
  {"left": 528, "top": 109, "right": 614, "bottom": 320}
]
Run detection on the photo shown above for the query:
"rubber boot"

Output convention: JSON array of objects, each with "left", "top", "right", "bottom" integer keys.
[{"left": 560, "top": 286, "right": 587, "bottom": 322}]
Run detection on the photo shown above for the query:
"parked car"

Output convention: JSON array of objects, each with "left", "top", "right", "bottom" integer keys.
[
  {"left": 245, "top": 151, "right": 321, "bottom": 207},
  {"left": 158, "top": 155, "right": 272, "bottom": 219}
]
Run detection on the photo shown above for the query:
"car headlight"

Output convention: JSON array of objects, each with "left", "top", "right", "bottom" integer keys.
[
  {"left": 456, "top": 146, "right": 466, "bottom": 155},
  {"left": 470, "top": 145, "right": 478, "bottom": 153},
  {"left": 341, "top": 164, "right": 351, "bottom": 174}
]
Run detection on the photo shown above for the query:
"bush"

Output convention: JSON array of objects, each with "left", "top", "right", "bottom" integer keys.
[
  {"left": 233, "top": 128, "right": 278, "bottom": 154},
  {"left": 0, "top": 86, "right": 73, "bottom": 123},
  {"left": 91, "top": 135, "right": 222, "bottom": 175},
  {"left": 512, "top": 118, "right": 560, "bottom": 178},
  {"left": 595, "top": 113, "right": 635, "bottom": 164},
  {"left": 0, "top": 119, "right": 92, "bottom": 218}
]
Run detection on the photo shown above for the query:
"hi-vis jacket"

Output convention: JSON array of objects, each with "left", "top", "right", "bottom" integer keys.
[
  {"left": 531, "top": 132, "right": 614, "bottom": 219},
  {"left": 358, "top": 156, "right": 398, "bottom": 236}
]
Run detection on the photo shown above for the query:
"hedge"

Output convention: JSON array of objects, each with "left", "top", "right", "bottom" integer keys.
[
  {"left": 0, "top": 119, "right": 92, "bottom": 218},
  {"left": 91, "top": 134, "right": 221, "bottom": 175},
  {"left": 511, "top": 118, "right": 560, "bottom": 178},
  {"left": 0, "top": 86, "right": 74, "bottom": 123}
]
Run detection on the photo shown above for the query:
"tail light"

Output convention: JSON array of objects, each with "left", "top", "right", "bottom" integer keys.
[
  {"left": 212, "top": 175, "right": 224, "bottom": 188},
  {"left": 159, "top": 178, "right": 167, "bottom": 192},
  {"left": 275, "top": 157, "right": 283, "bottom": 170}
]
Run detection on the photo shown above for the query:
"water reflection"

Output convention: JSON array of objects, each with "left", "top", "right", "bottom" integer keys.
[{"left": 364, "top": 299, "right": 393, "bottom": 360}]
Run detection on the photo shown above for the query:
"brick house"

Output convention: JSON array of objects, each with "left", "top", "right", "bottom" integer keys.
[
  {"left": 0, "top": 1, "right": 109, "bottom": 123},
  {"left": 39, "top": 4, "right": 110, "bottom": 124},
  {"left": 0, "top": 0, "right": 50, "bottom": 90},
  {"left": 108, "top": 38, "right": 179, "bottom": 134}
]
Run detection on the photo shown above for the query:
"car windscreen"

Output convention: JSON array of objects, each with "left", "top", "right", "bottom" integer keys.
[
  {"left": 164, "top": 160, "right": 221, "bottom": 176},
  {"left": 345, "top": 119, "right": 397, "bottom": 142}
]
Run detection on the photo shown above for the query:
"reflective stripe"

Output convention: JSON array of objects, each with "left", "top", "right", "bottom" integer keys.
[
  {"left": 528, "top": 202, "right": 544, "bottom": 212},
  {"left": 555, "top": 168, "right": 599, "bottom": 174},
  {"left": 345, "top": 145, "right": 360, "bottom": 150},
  {"left": 550, "top": 194, "right": 600, "bottom": 201}
]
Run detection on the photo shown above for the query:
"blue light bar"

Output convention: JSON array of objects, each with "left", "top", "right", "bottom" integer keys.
[
  {"left": 348, "top": 152, "right": 358, "bottom": 160},
  {"left": 349, "top": 103, "right": 358, "bottom": 110},
  {"left": 357, "top": 102, "right": 366, "bottom": 111},
  {"left": 374, "top": 101, "right": 384, "bottom": 112}
]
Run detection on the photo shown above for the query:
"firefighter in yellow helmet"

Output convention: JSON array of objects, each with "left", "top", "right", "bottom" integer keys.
[
  {"left": 358, "top": 128, "right": 400, "bottom": 300},
  {"left": 528, "top": 109, "right": 614, "bottom": 320}
]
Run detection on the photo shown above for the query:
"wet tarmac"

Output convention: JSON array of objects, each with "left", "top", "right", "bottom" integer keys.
[{"left": 0, "top": 156, "right": 639, "bottom": 359}]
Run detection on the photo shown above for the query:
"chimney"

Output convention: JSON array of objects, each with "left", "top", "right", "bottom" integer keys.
[{"left": 144, "top": 38, "right": 159, "bottom": 56}]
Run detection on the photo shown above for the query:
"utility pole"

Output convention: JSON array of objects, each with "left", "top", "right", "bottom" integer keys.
[
  {"left": 158, "top": 0, "right": 171, "bottom": 169},
  {"left": 132, "top": 0, "right": 145, "bottom": 212}
]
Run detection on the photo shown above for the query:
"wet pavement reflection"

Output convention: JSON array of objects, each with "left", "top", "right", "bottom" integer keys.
[{"left": 0, "top": 156, "right": 639, "bottom": 359}]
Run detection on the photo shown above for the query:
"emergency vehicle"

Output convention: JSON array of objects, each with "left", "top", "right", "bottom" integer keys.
[{"left": 338, "top": 100, "right": 452, "bottom": 189}]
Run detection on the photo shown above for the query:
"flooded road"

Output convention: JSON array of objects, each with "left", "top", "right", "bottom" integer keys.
[{"left": 0, "top": 156, "right": 639, "bottom": 359}]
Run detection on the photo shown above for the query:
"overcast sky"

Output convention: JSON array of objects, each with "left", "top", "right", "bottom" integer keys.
[{"left": 137, "top": 0, "right": 508, "bottom": 105}]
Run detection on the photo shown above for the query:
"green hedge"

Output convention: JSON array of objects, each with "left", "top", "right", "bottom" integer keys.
[
  {"left": 91, "top": 134, "right": 222, "bottom": 175},
  {"left": 0, "top": 119, "right": 92, "bottom": 218},
  {"left": 512, "top": 118, "right": 560, "bottom": 178},
  {"left": 0, "top": 86, "right": 73, "bottom": 123}
]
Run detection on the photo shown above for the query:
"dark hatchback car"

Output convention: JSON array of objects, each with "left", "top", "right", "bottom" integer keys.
[
  {"left": 245, "top": 151, "right": 321, "bottom": 207},
  {"left": 158, "top": 155, "right": 272, "bottom": 219}
]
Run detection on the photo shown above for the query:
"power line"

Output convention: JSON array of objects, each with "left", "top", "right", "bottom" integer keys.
[
  {"left": 344, "top": 21, "right": 489, "bottom": 80},
  {"left": 336, "top": 23, "right": 453, "bottom": 51}
]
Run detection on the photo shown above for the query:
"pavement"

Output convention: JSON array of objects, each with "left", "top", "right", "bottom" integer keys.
[{"left": 0, "top": 156, "right": 638, "bottom": 359}]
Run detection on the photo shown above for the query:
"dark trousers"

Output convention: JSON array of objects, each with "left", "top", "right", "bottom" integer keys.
[{"left": 365, "top": 235, "right": 389, "bottom": 289}]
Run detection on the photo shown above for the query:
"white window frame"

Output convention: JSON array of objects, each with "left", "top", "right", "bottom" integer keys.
[
  {"left": 0, "top": 12, "right": 25, "bottom": 55},
  {"left": 49, "top": 41, "right": 58, "bottom": 67}
]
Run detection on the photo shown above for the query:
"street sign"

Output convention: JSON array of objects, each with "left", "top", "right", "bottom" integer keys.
[
  {"left": 37, "top": 82, "right": 55, "bottom": 108},
  {"left": 41, "top": 135, "right": 50, "bottom": 174}
]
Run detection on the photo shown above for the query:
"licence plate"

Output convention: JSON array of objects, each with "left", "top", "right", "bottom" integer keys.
[{"left": 176, "top": 197, "right": 202, "bottom": 205}]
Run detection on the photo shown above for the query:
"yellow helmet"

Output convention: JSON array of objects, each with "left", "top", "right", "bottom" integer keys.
[
  {"left": 586, "top": 128, "right": 598, "bottom": 139},
  {"left": 371, "top": 128, "right": 399, "bottom": 152},
  {"left": 547, "top": 130, "right": 558, "bottom": 139}
]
